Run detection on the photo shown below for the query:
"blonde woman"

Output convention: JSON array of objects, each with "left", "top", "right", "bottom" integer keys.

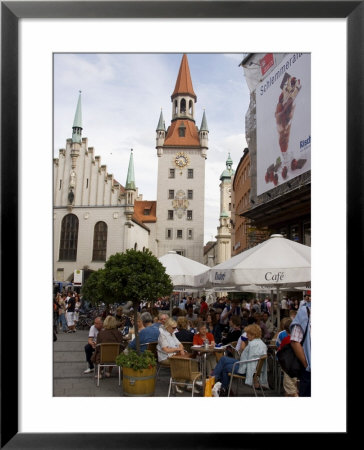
[
  {"left": 212, "top": 323, "right": 268, "bottom": 396},
  {"left": 157, "top": 318, "right": 186, "bottom": 363}
]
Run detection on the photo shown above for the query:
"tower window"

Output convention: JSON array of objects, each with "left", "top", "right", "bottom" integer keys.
[
  {"left": 59, "top": 180, "right": 62, "bottom": 190},
  {"left": 178, "top": 122, "right": 186, "bottom": 137},
  {"left": 168, "top": 210, "right": 174, "bottom": 220},
  {"left": 168, "top": 189, "right": 175, "bottom": 199},
  {"left": 180, "top": 98, "right": 186, "bottom": 113},
  {"left": 187, "top": 169, "right": 194, "bottom": 179},
  {"left": 187, "top": 210, "right": 193, "bottom": 220},
  {"left": 189, "top": 100, "right": 193, "bottom": 115},
  {"left": 169, "top": 168, "right": 175, "bottom": 178}
]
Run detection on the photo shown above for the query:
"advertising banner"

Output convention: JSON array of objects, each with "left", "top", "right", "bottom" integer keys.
[{"left": 256, "top": 53, "right": 311, "bottom": 196}]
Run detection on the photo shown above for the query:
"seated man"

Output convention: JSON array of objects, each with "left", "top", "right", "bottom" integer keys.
[
  {"left": 128, "top": 312, "right": 160, "bottom": 353},
  {"left": 83, "top": 317, "right": 103, "bottom": 374}
]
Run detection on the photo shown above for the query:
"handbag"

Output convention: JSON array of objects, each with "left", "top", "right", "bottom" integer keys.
[
  {"left": 277, "top": 306, "right": 310, "bottom": 379},
  {"left": 276, "top": 342, "right": 304, "bottom": 378},
  {"left": 204, "top": 376, "right": 215, "bottom": 397}
]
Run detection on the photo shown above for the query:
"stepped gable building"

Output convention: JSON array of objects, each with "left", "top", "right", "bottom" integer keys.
[
  {"left": 53, "top": 92, "right": 155, "bottom": 283},
  {"left": 155, "top": 54, "right": 208, "bottom": 263}
]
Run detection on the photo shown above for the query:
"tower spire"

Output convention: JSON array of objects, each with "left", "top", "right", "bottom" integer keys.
[
  {"left": 156, "top": 109, "right": 165, "bottom": 131},
  {"left": 125, "top": 148, "right": 136, "bottom": 190},
  {"left": 200, "top": 109, "right": 208, "bottom": 131},
  {"left": 171, "top": 54, "right": 197, "bottom": 101},
  {"left": 72, "top": 91, "right": 83, "bottom": 144}
]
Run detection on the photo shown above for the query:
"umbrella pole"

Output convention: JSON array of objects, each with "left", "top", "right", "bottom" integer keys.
[{"left": 276, "top": 286, "right": 280, "bottom": 330}]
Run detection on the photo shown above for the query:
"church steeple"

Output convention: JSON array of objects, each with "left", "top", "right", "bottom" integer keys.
[
  {"left": 125, "top": 148, "right": 136, "bottom": 191},
  {"left": 171, "top": 54, "right": 197, "bottom": 122},
  {"left": 72, "top": 91, "right": 83, "bottom": 144},
  {"left": 125, "top": 149, "right": 136, "bottom": 224}
]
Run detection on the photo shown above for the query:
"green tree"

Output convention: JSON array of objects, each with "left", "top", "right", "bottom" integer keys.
[
  {"left": 81, "top": 269, "right": 105, "bottom": 304},
  {"left": 82, "top": 249, "right": 173, "bottom": 354}
]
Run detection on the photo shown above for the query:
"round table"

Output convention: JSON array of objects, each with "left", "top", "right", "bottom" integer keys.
[{"left": 191, "top": 345, "right": 226, "bottom": 392}]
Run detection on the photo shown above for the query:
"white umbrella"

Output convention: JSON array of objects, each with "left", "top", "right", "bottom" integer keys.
[
  {"left": 158, "top": 251, "right": 210, "bottom": 289},
  {"left": 208, "top": 234, "right": 310, "bottom": 287},
  {"left": 207, "top": 234, "right": 311, "bottom": 328}
]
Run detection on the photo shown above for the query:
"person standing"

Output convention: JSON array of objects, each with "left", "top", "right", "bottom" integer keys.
[
  {"left": 58, "top": 293, "right": 68, "bottom": 333},
  {"left": 83, "top": 317, "right": 103, "bottom": 374},
  {"left": 290, "top": 297, "right": 311, "bottom": 396},
  {"left": 66, "top": 292, "right": 76, "bottom": 333},
  {"left": 199, "top": 296, "right": 208, "bottom": 316}
]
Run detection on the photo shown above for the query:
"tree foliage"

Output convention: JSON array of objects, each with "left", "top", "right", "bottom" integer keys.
[{"left": 82, "top": 249, "right": 173, "bottom": 306}]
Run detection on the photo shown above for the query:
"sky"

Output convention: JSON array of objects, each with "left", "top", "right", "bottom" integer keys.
[{"left": 53, "top": 53, "right": 250, "bottom": 244}]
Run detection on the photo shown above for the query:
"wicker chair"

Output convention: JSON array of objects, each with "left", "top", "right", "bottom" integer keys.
[
  {"left": 167, "top": 357, "right": 202, "bottom": 397},
  {"left": 146, "top": 341, "right": 170, "bottom": 379},
  {"left": 95, "top": 343, "right": 122, "bottom": 387},
  {"left": 227, "top": 354, "right": 268, "bottom": 397}
]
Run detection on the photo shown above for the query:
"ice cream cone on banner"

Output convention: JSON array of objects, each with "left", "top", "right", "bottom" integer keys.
[{"left": 275, "top": 72, "right": 301, "bottom": 173}]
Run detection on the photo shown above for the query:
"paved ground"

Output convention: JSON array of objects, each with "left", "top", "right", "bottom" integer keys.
[{"left": 53, "top": 328, "right": 284, "bottom": 397}]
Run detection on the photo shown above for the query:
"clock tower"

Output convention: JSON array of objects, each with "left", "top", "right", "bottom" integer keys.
[{"left": 155, "top": 54, "right": 208, "bottom": 263}]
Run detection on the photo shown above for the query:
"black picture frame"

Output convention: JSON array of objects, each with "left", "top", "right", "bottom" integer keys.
[{"left": 1, "top": 1, "right": 359, "bottom": 448}]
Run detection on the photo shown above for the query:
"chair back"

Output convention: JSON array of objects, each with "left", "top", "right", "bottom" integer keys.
[
  {"left": 253, "top": 354, "right": 268, "bottom": 381},
  {"left": 169, "top": 357, "right": 193, "bottom": 381},
  {"left": 146, "top": 342, "right": 158, "bottom": 360},
  {"left": 99, "top": 343, "right": 121, "bottom": 363}
]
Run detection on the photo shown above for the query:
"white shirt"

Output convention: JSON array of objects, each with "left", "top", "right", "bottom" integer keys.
[
  {"left": 157, "top": 327, "right": 181, "bottom": 361},
  {"left": 88, "top": 325, "right": 100, "bottom": 344}
]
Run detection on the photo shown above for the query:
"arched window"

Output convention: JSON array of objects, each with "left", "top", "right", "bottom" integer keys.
[
  {"left": 59, "top": 214, "right": 79, "bottom": 261},
  {"left": 188, "top": 100, "right": 193, "bottom": 115},
  {"left": 134, "top": 243, "right": 138, "bottom": 250},
  {"left": 92, "top": 221, "right": 108, "bottom": 261},
  {"left": 180, "top": 98, "right": 186, "bottom": 113}
]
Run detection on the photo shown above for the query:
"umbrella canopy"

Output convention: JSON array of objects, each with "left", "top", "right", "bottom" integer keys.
[
  {"left": 207, "top": 234, "right": 311, "bottom": 287},
  {"left": 158, "top": 251, "right": 210, "bottom": 289}
]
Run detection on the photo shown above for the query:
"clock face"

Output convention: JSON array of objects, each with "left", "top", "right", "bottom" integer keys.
[{"left": 174, "top": 152, "right": 189, "bottom": 168}]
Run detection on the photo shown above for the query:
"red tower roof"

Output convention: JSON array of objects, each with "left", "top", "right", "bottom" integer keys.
[{"left": 171, "top": 54, "right": 197, "bottom": 101}]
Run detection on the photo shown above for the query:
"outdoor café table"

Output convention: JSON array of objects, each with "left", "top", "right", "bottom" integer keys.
[{"left": 191, "top": 345, "right": 226, "bottom": 392}]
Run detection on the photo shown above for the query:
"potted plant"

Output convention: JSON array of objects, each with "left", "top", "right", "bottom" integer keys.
[
  {"left": 82, "top": 249, "right": 173, "bottom": 396},
  {"left": 116, "top": 349, "right": 157, "bottom": 396}
]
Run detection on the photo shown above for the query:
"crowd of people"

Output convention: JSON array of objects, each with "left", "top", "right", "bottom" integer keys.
[{"left": 53, "top": 290, "right": 311, "bottom": 397}]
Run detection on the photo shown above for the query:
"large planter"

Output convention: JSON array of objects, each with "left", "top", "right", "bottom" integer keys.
[{"left": 122, "top": 366, "right": 156, "bottom": 397}]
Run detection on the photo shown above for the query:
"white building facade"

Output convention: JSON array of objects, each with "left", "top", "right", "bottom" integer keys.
[{"left": 53, "top": 93, "right": 153, "bottom": 282}]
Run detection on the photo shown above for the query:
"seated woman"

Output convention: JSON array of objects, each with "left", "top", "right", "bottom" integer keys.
[
  {"left": 157, "top": 318, "right": 191, "bottom": 394},
  {"left": 175, "top": 316, "right": 194, "bottom": 343},
  {"left": 93, "top": 315, "right": 124, "bottom": 378},
  {"left": 212, "top": 323, "right": 268, "bottom": 396},
  {"left": 193, "top": 322, "right": 217, "bottom": 376},
  {"left": 157, "top": 318, "right": 187, "bottom": 364}
]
